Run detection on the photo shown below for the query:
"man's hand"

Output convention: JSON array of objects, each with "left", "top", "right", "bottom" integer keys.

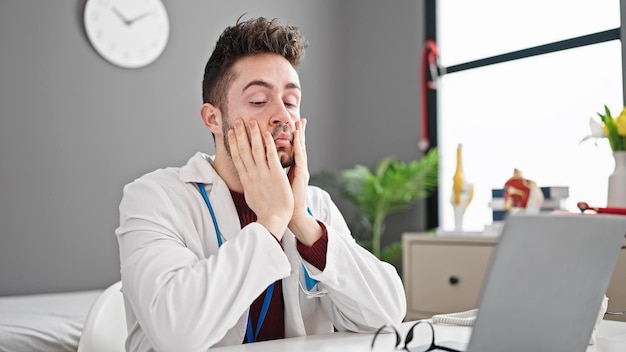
[
  {"left": 287, "top": 118, "right": 323, "bottom": 246},
  {"left": 228, "top": 119, "right": 293, "bottom": 239}
]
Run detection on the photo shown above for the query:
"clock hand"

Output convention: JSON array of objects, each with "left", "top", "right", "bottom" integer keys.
[
  {"left": 127, "top": 11, "right": 154, "bottom": 25},
  {"left": 111, "top": 6, "right": 132, "bottom": 26}
]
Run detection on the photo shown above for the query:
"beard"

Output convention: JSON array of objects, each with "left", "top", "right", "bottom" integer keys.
[{"left": 222, "top": 118, "right": 295, "bottom": 168}]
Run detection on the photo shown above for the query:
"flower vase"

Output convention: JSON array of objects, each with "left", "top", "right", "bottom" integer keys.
[{"left": 607, "top": 151, "right": 626, "bottom": 207}]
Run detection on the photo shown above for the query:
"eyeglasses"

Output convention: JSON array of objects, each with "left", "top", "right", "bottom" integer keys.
[{"left": 371, "top": 321, "right": 463, "bottom": 352}]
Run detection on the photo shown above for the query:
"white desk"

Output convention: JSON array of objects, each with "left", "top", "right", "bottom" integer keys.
[{"left": 209, "top": 319, "right": 626, "bottom": 351}]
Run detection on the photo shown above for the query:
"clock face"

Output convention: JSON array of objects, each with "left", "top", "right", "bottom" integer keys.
[{"left": 84, "top": 0, "right": 170, "bottom": 69}]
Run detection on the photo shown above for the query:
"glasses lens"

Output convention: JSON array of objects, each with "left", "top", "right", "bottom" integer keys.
[{"left": 404, "top": 321, "right": 435, "bottom": 352}]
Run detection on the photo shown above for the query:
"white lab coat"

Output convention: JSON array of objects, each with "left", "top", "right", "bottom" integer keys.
[{"left": 116, "top": 152, "right": 406, "bottom": 352}]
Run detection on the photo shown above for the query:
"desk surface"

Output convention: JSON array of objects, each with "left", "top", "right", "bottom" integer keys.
[{"left": 210, "top": 319, "right": 626, "bottom": 352}]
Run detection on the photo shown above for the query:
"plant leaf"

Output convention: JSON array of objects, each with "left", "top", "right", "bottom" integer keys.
[{"left": 339, "top": 148, "right": 439, "bottom": 225}]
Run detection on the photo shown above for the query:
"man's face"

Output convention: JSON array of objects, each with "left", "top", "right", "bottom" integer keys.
[{"left": 221, "top": 53, "right": 302, "bottom": 168}]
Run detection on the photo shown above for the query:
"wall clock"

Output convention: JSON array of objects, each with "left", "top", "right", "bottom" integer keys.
[{"left": 84, "top": 0, "right": 170, "bottom": 69}]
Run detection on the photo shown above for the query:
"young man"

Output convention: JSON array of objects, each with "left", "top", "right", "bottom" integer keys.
[{"left": 116, "top": 17, "right": 406, "bottom": 351}]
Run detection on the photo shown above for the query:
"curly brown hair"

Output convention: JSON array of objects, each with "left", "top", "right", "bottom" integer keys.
[{"left": 202, "top": 16, "right": 308, "bottom": 114}]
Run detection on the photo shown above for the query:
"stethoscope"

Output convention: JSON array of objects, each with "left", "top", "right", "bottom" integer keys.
[{"left": 196, "top": 182, "right": 327, "bottom": 343}]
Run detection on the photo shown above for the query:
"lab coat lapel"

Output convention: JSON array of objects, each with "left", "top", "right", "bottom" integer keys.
[
  {"left": 180, "top": 153, "right": 241, "bottom": 243},
  {"left": 282, "top": 231, "right": 307, "bottom": 337},
  {"left": 207, "top": 179, "right": 241, "bottom": 243}
]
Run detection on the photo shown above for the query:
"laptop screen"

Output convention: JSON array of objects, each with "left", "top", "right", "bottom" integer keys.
[{"left": 466, "top": 213, "right": 626, "bottom": 352}]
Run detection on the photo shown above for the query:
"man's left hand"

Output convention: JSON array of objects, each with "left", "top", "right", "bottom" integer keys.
[{"left": 287, "top": 118, "right": 322, "bottom": 246}]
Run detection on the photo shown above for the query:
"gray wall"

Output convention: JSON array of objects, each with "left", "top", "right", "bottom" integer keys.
[{"left": 0, "top": 1, "right": 426, "bottom": 295}]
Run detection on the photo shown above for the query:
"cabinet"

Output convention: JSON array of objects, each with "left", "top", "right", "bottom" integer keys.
[{"left": 402, "top": 233, "right": 626, "bottom": 322}]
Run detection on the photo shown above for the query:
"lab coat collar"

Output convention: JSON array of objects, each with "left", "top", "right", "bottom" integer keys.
[
  {"left": 179, "top": 152, "right": 221, "bottom": 185},
  {"left": 179, "top": 152, "right": 240, "bottom": 244}
]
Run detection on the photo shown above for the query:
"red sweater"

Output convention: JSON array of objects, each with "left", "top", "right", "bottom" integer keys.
[{"left": 229, "top": 191, "right": 328, "bottom": 343}]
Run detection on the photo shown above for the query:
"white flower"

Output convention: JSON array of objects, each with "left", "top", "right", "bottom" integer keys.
[
  {"left": 589, "top": 117, "right": 606, "bottom": 137},
  {"left": 580, "top": 117, "right": 607, "bottom": 145}
]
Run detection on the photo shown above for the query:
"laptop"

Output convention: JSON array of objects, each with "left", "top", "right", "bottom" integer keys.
[{"left": 442, "top": 213, "right": 626, "bottom": 352}]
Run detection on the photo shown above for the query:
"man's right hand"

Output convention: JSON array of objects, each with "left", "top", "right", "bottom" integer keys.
[{"left": 227, "top": 119, "right": 294, "bottom": 239}]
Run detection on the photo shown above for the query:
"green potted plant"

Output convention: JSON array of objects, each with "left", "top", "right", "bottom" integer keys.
[{"left": 338, "top": 148, "right": 439, "bottom": 263}]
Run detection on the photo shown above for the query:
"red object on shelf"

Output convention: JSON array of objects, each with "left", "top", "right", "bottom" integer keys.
[
  {"left": 577, "top": 202, "right": 626, "bottom": 215},
  {"left": 419, "top": 40, "right": 439, "bottom": 151}
]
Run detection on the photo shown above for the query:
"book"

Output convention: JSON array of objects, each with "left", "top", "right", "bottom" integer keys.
[
  {"left": 488, "top": 197, "right": 566, "bottom": 211},
  {"left": 493, "top": 210, "right": 508, "bottom": 221},
  {"left": 491, "top": 186, "right": 569, "bottom": 199},
  {"left": 492, "top": 209, "right": 563, "bottom": 221}
]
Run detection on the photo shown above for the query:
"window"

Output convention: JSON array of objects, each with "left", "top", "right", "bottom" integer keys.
[{"left": 433, "top": 0, "right": 624, "bottom": 231}]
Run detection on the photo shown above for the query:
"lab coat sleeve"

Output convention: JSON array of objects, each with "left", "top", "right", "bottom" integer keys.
[
  {"left": 301, "top": 187, "right": 407, "bottom": 332},
  {"left": 116, "top": 178, "right": 291, "bottom": 351}
]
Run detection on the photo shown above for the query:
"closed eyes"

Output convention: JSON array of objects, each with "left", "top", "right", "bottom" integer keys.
[{"left": 249, "top": 101, "right": 298, "bottom": 108}]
